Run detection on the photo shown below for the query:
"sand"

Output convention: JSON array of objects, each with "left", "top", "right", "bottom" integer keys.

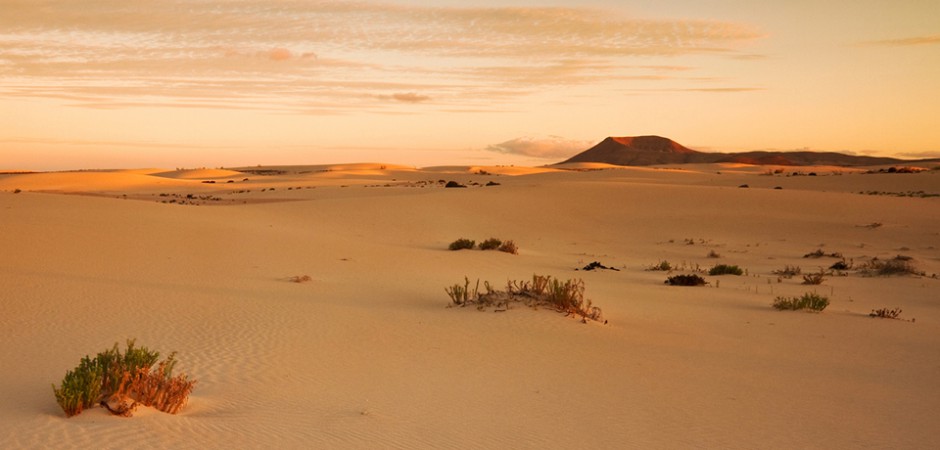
[{"left": 1, "top": 163, "right": 938, "bottom": 448}]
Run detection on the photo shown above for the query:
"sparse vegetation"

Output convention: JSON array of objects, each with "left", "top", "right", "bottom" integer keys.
[
  {"left": 52, "top": 340, "right": 195, "bottom": 418},
  {"left": 448, "top": 238, "right": 476, "bottom": 251},
  {"left": 647, "top": 260, "right": 672, "bottom": 271},
  {"left": 446, "top": 275, "right": 603, "bottom": 323},
  {"left": 869, "top": 307, "right": 903, "bottom": 319},
  {"left": 772, "top": 292, "right": 829, "bottom": 311},
  {"left": 773, "top": 265, "right": 802, "bottom": 278},
  {"left": 804, "top": 249, "right": 842, "bottom": 259},
  {"left": 498, "top": 240, "right": 518, "bottom": 254},
  {"left": 858, "top": 256, "right": 924, "bottom": 277},
  {"left": 665, "top": 274, "right": 707, "bottom": 286},
  {"left": 289, "top": 275, "right": 312, "bottom": 283},
  {"left": 708, "top": 264, "right": 743, "bottom": 276},
  {"left": 478, "top": 238, "right": 502, "bottom": 250},
  {"left": 706, "top": 250, "right": 721, "bottom": 258},
  {"left": 802, "top": 269, "right": 827, "bottom": 285},
  {"left": 13, "top": 188, "right": 22, "bottom": 194}
]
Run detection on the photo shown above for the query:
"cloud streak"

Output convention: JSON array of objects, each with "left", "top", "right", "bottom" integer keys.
[
  {"left": 860, "top": 34, "right": 940, "bottom": 47},
  {"left": 0, "top": 0, "right": 763, "bottom": 113},
  {"left": 486, "top": 136, "right": 595, "bottom": 159}
]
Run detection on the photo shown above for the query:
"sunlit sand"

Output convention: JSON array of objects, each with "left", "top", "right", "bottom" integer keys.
[{"left": 1, "top": 162, "right": 938, "bottom": 448}]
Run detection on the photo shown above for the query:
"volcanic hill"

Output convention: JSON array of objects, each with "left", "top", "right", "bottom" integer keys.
[{"left": 560, "top": 135, "right": 931, "bottom": 167}]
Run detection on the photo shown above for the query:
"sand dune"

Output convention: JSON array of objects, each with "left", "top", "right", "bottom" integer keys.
[
  {"left": 151, "top": 168, "right": 248, "bottom": 180},
  {"left": 1, "top": 163, "right": 938, "bottom": 448}
]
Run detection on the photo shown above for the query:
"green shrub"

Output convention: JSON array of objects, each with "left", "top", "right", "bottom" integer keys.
[
  {"left": 478, "top": 238, "right": 502, "bottom": 250},
  {"left": 52, "top": 339, "right": 195, "bottom": 418},
  {"left": 772, "top": 292, "right": 829, "bottom": 311},
  {"left": 708, "top": 264, "right": 743, "bottom": 276},
  {"left": 448, "top": 238, "right": 476, "bottom": 251},
  {"left": 665, "top": 274, "right": 707, "bottom": 286}
]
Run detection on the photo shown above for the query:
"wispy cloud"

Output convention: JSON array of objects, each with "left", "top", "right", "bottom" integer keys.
[
  {"left": 486, "top": 136, "right": 595, "bottom": 159},
  {"left": 859, "top": 34, "right": 940, "bottom": 47},
  {"left": 0, "top": 1, "right": 763, "bottom": 113}
]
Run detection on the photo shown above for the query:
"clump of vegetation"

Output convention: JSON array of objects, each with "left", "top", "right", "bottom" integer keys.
[
  {"left": 289, "top": 275, "right": 312, "bottom": 283},
  {"left": 478, "top": 238, "right": 502, "bottom": 250},
  {"left": 448, "top": 238, "right": 476, "bottom": 251},
  {"left": 647, "top": 260, "right": 672, "bottom": 271},
  {"left": 708, "top": 264, "right": 743, "bottom": 276},
  {"left": 665, "top": 274, "right": 707, "bottom": 286},
  {"left": 448, "top": 237, "right": 518, "bottom": 254},
  {"left": 829, "top": 259, "right": 852, "bottom": 271},
  {"left": 13, "top": 188, "right": 22, "bottom": 194},
  {"left": 802, "top": 269, "right": 827, "bottom": 285},
  {"left": 858, "top": 256, "right": 924, "bottom": 277},
  {"left": 773, "top": 265, "right": 802, "bottom": 278},
  {"left": 706, "top": 250, "right": 721, "bottom": 258},
  {"left": 52, "top": 340, "right": 196, "bottom": 418},
  {"left": 804, "top": 249, "right": 843, "bottom": 259},
  {"left": 446, "top": 275, "right": 603, "bottom": 323},
  {"left": 869, "top": 307, "right": 903, "bottom": 319},
  {"left": 497, "top": 240, "right": 518, "bottom": 254},
  {"left": 772, "top": 292, "right": 829, "bottom": 311}
]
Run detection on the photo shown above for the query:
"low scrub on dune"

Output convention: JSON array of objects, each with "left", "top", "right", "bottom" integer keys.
[
  {"left": 52, "top": 340, "right": 196, "bottom": 418},
  {"left": 708, "top": 264, "right": 744, "bottom": 276},
  {"left": 448, "top": 237, "right": 518, "bottom": 254},
  {"left": 870, "top": 307, "right": 904, "bottom": 319},
  {"left": 772, "top": 292, "right": 829, "bottom": 312},
  {"left": 448, "top": 238, "right": 476, "bottom": 251},
  {"left": 446, "top": 275, "right": 604, "bottom": 323},
  {"left": 858, "top": 256, "right": 924, "bottom": 277},
  {"left": 665, "top": 274, "right": 707, "bottom": 286}
]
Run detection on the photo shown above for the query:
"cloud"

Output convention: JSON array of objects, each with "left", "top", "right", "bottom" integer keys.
[
  {"left": 486, "top": 136, "right": 595, "bottom": 159},
  {"left": 379, "top": 92, "right": 431, "bottom": 103},
  {"left": 860, "top": 34, "right": 940, "bottom": 47},
  {"left": 897, "top": 150, "right": 940, "bottom": 159},
  {"left": 0, "top": 1, "right": 763, "bottom": 113}
]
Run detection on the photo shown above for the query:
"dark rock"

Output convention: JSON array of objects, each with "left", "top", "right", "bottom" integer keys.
[{"left": 445, "top": 181, "right": 467, "bottom": 188}]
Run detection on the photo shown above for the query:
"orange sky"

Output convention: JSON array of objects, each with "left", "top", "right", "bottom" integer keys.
[{"left": 2, "top": 0, "right": 938, "bottom": 170}]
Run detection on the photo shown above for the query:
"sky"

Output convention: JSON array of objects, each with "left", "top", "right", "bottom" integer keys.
[{"left": 1, "top": 0, "right": 939, "bottom": 170}]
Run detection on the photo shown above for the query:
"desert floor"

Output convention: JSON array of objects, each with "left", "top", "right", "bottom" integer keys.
[{"left": 1, "top": 162, "right": 938, "bottom": 448}]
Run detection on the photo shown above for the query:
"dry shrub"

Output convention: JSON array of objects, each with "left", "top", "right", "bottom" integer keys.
[
  {"left": 772, "top": 292, "right": 829, "bottom": 311},
  {"left": 858, "top": 256, "right": 924, "bottom": 277},
  {"left": 448, "top": 238, "right": 476, "bottom": 250},
  {"left": 802, "top": 269, "right": 827, "bottom": 285},
  {"left": 498, "top": 240, "right": 518, "bottom": 254},
  {"left": 289, "top": 275, "right": 312, "bottom": 283},
  {"left": 478, "top": 238, "right": 502, "bottom": 250},
  {"left": 448, "top": 275, "right": 603, "bottom": 323},
  {"left": 647, "top": 260, "right": 672, "bottom": 271},
  {"left": 869, "top": 307, "right": 903, "bottom": 319},
  {"left": 665, "top": 274, "right": 707, "bottom": 286},
  {"left": 52, "top": 340, "right": 195, "bottom": 418},
  {"left": 773, "top": 265, "right": 802, "bottom": 278}
]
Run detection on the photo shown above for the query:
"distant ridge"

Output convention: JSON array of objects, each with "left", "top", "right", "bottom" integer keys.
[{"left": 559, "top": 135, "right": 937, "bottom": 167}]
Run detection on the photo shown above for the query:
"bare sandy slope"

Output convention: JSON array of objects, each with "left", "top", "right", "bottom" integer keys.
[{"left": 1, "top": 164, "right": 938, "bottom": 449}]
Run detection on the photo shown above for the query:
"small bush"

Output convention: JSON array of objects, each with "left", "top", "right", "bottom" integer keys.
[
  {"left": 289, "top": 275, "right": 312, "bottom": 283},
  {"left": 804, "top": 249, "right": 842, "bottom": 259},
  {"left": 858, "top": 256, "right": 924, "bottom": 277},
  {"left": 665, "top": 274, "right": 707, "bottom": 286},
  {"left": 708, "top": 264, "right": 743, "bottom": 276},
  {"left": 448, "top": 275, "right": 603, "bottom": 322},
  {"left": 497, "top": 240, "right": 518, "bottom": 254},
  {"left": 802, "top": 269, "right": 827, "bottom": 285},
  {"left": 706, "top": 250, "right": 721, "bottom": 258},
  {"left": 478, "top": 238, "right": 502, "bottom": 250},
  {"left": 13, "top": 188, "right": 22, "bottom": 194},
  {"left": 773, "top": 265, "right": 802, "bottom": 278},
  {"left": 52, "top": 339, "right": 195, "bottom": 418},
  {"left": 448, "top": 238, "right": 476, "bottom": 251},
  {"left": 870, "top": 307, "right": 903, "bottom": 319},
  {"left": 772, "top": 292, "right": 829, "bottom": 311},
  {"left": 647, "top": 260, "right": 672, "bottom": 271}
]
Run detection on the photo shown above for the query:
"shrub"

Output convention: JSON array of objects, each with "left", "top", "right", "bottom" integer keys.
[
  {"left": 289, "top": 275, "right": 312, "bottom": 283},
  {"left": 708, "top": 264, "right": 743, "bottom": 276},
  {"left": 479, "top": 238, "right": 502, "bottom": 250},
  {"left": 52, "top": 340, "right": 196, "bottom": 417},
  {"left": 706, "top": 250, "right": 721, "bottom": 258},
  {"left": 870, "top": 307, "right": 902, "bottom": 319},
  {"left": 497, "top": 240, "right": 518, "bottom": 254},
  {"left": 647, "top": 260, "right": 672, "bottom": 271},
  {"left": 772, "top": 292, "right": 829, "bottom": 311},
  {"left": 13, "top": 188, "right": 22, "bottom": 194},
  {"left": 448, "top": 238, "right": 476, "bottom": 251},
  {"left": 448, "top": 275, "right": 603, "bottom": 322},
  {"left": 665, "top": 274, "right": 707, "bottom": 286},
  {"left": 858, "top": 256, "right": 924, "bottom": 276},
  {"left": 773, "top": 265, "right": 802, "bottom": 278},
  {"left": 804, "top": 249, "right": 842, "bottom": 259},
  {"left": 802, "top": 269, "right": 827, "bottom": 285}
]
